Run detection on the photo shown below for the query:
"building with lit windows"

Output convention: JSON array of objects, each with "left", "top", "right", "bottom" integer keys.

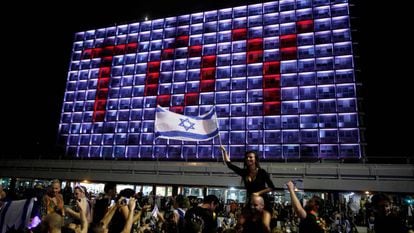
[{"left": 58, "top": 0, "right": 361, "bottom": 161}]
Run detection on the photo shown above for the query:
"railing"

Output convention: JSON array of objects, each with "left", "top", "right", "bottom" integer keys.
[{"left": 1, "top": 159, "right": 413, "bottom": 193}]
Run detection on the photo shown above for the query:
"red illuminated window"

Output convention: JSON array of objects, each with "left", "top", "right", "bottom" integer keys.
[
  {"left": 247, "top": 51, "right": 263, "bottom": 64},
  {"left": 147, "top": 61, "right": 161, "bottom": 73},
  {"left": 263, "top": 101, "right": 281, "bottom": 115},
  {"left": 263, "top": 75, "right": 281, "bottom": 88},
  {"left": 280, "top": 34, "right": 297, "bottom": 48},
  {"left": 94, "top": 100, "right": 107, "bottom": 110},
  {"left": 247, "top": 38, "right": 263, "bottom": 51},
  {"left": 170, "top": 106, "right": 184, "bottom": 114},
  {"left": 296, "top": 20, "right": 314, "bottom": 33},
  {"left": 263, "top": 88, "right": 281, "bottom": 101},
  {"left": 102, "top": 46, "right": 115, "bottom": 56},
  {"left": 201, "top": 68, "right": 216, "bottom": 80},
  {"left": 263, "top": 61, "right": 280, "bottom": 75},
  {"left": 146, "top": 72, "right": 159, "bottom": 84},
  {"left": 157, "top": 95, "right": 171, "bottom": 107},
  {"left": 126, "top": 43, "right": 138, "bottom": 54},
  {"left": 281, "top": 47, "right": 297, "bottom": 60},
  {"left": 96, "top": 89, "right": 109, "bottom": 99},
  {"left": 82, "top": 49, "right": 92, "bottom": 59},
  {"left": 91, "top": 48, "right": 102, "bottom": 58},
  {"left": 93, "top": 111, "right": 106, "bottom": 122},
  {"left": 99, "top": 67, "right": 111, "bottom": 78},
  {"left": 200, "top": 80, "right": 215, "bottom": 92},
  {"left": 162, "top": 48, "right": 175, "bottom": 60},
  {"left": 176, "top": 35, "right": 189, "bottom": 47},
  {"left": 232, "top": 28, "right": 247, "bottom": 41},
  {"left": 145, "top": 84, "right": 158, "bottom": 96},
  {"left": 114, "top": 44, "right": 126, "bottom": 55},
  {"left": 185, "top": 93, "right": 199, "bottom": 105},
  {"left": 100, "top": 56, "right": 112, "bottom": 67},
  {"left": 98, "top": 78, "right": 110, "bottom": 89},
  {"left": 202, "top": 55, "right": 216, "bottom": 68}
]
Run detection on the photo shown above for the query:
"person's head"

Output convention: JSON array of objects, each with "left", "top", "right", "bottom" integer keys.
[
  {"left": 250, "top": 195, "right": 265, "bottom": 213},
  {"left": 305, "top": 196, "right": 323, "bottom": 213},
  {"left": 50, "top": 179, "right": 61, "bottom": 195},
  {"left": 203, "top": 195, "right": 219, "bottom": 211},
  {"left": 103, "top": 182, "right": 116, "bottom": 197},
  {"left": 74, "top": 185, "right": 87, "bottom": 199},
  {"left": 43, "top": 212, "right": 64, "bottom": 230},
  {"left": 372, "top": 193, "right": 392, "bottom": 216},
  {"left": 244, "top": 151, "right": 260, "bottom": 169},
  {"left": 175, "top": 194, "right": 190, "bottom": 209},
  {"left": 119, "top": 188, "right": 135, "bottom": 198}
]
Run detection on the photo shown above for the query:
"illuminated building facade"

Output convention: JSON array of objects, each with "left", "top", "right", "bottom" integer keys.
[{"left": 59, "top": 0, "right": 361, "bottom": 160}]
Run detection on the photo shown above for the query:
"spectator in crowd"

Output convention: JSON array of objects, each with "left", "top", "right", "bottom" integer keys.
[
  {"left": 41, "top": 198, "right": 88, "bottom": 233},
  {"left": 237, "top": 195, "right": 271, "bottom": 233},
  {"left": 0, "top": 185, "right": 6, "bottom": 209},
  {"left": 65, "top": 185, "right": 92, "bottom": 224},
  {"left": 184, "top": 195, "right": 219, "bottom": 233},
  {"left": 109, "top": 188, "right": 144, "bottom": 233},
  {"left": 42, "top": 179, "right": 65, "bottom": 218},
  {"left": 0, "top": 185, "right": 6, "bottom": 201},
  {"left": 173, "top": 194, "right": 190, "bottom": 233},
  {"left": 220, "top": 146, "right": 275, "bottom": 210},
  {"left": 93, "top": 182, "right": 117, "bottom": 223},
  {"left": 371, "top": 193, "right": 408, "bottom": 233},
  {"left": 62, "top": 183, "right": 73, "bottom": 205},
  {"left": 286, "top": 180, "right": 327, "bottom": 233}
]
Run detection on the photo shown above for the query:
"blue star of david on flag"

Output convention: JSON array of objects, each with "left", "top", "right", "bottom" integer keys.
[
  {"left": 179, "top": 118, "right": 195, "bottom": 131},
  {"left": 154, "top": 106, "right": 219, "bottom": 141}
]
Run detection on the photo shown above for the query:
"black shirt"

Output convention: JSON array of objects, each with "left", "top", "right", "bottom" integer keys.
[
  {"left": 299, "top": 212, "right": 325, "bottom": 233},
  {"left": 225, "top": 161, "right": 275, "bottom": 197},
  {"left": 375, "top": 214, "right": 407, "bottom": 233}
]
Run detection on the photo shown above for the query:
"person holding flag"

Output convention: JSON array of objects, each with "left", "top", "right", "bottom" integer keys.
[{"left": 220, "top": 146, "right": 276, "bottom": 212}]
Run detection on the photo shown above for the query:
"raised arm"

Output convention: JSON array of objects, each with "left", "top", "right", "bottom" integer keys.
[
  {"left": 286, "top": 181, "right": 306, "bottom": 219},
  {"left": 262, "top": 210, "right": 272, "bottom": 233},
  {"left": 99, "top": 201, "right": 119, "bottom": 229},
  {"left": 121, "top": 197, "right": 136, "bottom": 233},
  {"left": 220, "top": 146, "right": 244, "bottom": 176},
  {"left": 220, "top": 145, "right": 231, "bottom": 162},
  {"left": 77, "top": 198, "right": 89, "bottom": 233}
]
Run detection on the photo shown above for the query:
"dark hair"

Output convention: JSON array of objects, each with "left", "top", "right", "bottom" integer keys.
[
  {"left": 119, "top": 188, "right": 135, "bottom": 198},
  {"left": 175, "top": 194, "right": 190, "bottom": 208},
  {"left": 243, "top": 151, "right": 261, "bottom": 169},
  {"left": 371, "top": 193, "right": 392, "bottom": 207},
  {"left": 305, "top": 195, "right": 323, "bottom": 212},
  {"left": 104, "top": 182, "right": 116, "bottom": 193},
  {"left": 203, "top": 195, "right": 219, "bottom": 205}
]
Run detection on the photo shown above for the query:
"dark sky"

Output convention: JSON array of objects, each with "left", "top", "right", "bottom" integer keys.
[{"left": 2, "top": 1, "right": 411, "bottom": 159}]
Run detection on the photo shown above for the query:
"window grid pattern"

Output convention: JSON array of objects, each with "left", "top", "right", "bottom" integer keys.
[{"left": 60, "top": 0, "right": 360, "bottom": 160}]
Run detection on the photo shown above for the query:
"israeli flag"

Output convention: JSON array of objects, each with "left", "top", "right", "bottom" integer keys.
[
  {"left": 0, "top": 198, "right": 35, "bottom": 233},
  {"left": 155, "top": 106, "right": 219, "bottom": 141}
]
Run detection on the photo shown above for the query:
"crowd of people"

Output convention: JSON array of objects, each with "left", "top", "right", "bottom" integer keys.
[
  {"left": 0, "top": 179, "right": 413, "bottom": 233},
  {"left": 0, "top": 150, "right": 412, "bottom": 233}
]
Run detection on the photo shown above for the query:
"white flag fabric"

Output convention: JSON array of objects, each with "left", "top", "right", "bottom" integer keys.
[
  {"left": 0, "top": 198, "right": 35, "bottom": 233},
  {"left": 151, "top": 204, "right": 159, "bottom": 218},
  {"left": 155, "top": 106, "right": 219, "bottom": 141}
]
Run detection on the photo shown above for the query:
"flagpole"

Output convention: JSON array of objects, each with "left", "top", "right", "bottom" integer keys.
[{"left": 212, "top": 108, "right": 226, "bottom": 165}]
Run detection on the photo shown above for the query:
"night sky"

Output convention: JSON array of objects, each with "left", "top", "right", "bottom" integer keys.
[{"left": 2, "top": 1, "right": 411, "bottom": 160}]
